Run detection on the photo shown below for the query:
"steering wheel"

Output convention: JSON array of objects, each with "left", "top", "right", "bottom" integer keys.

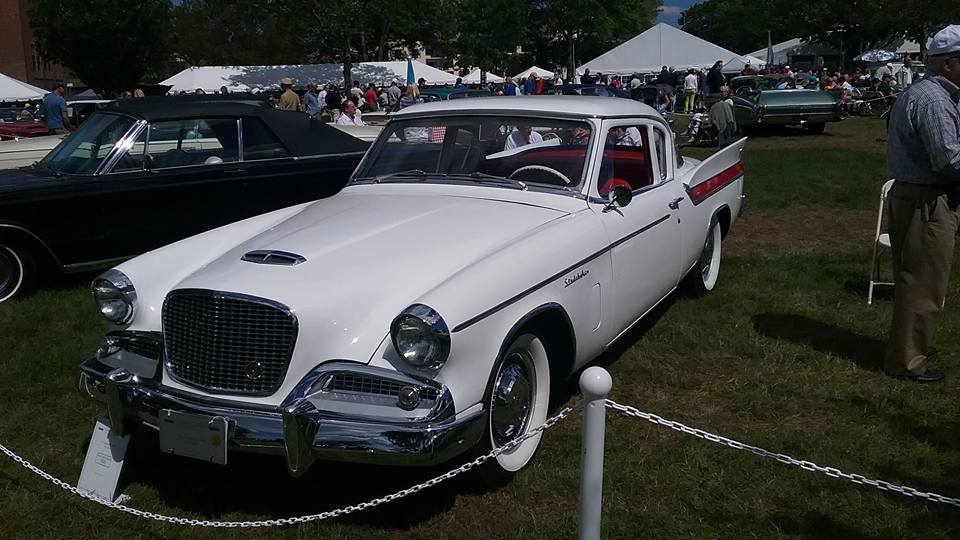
[
  {"left": 508, "top": 165, "right": 572, "bottom": 185},
  {"left": 542, "top": 132, "right": 560, "bottom": 141}
]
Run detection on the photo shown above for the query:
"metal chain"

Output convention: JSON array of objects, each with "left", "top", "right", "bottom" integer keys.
[
  {"left": 605, "top": 399, "right": 960, "bottom": 508},
  {"left": 0, "top": 404, "right": 579, "bottom": 527}
]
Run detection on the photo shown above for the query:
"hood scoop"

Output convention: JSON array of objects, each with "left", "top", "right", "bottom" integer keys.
[{"left": 241, "top": 250, "right": 306, "bottom": 266}]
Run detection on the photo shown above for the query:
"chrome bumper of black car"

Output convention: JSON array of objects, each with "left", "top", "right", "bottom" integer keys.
[{"left": 78, "top": 357, "right": 486, "bottom": 476}]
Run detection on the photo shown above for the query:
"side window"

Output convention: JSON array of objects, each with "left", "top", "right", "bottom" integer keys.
[
  {"left": 144, "top": 118, "right": 238, "bottom": 169},
  {"left": 242, "top": 118, "right": 290, "bottom": 160},
  {"left": 598, "top": 124, "right": 653, "bottom": 197},
  {"left": 653, "top": 128, "right": 668, "bottom": 180}
]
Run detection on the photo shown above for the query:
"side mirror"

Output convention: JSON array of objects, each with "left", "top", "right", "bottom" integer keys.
[
  {"left": 142, "top": 153, "right": 155, "bottom": 172},
  {"left": 603, "top": 185, "right": 632, "bottom": 213}
]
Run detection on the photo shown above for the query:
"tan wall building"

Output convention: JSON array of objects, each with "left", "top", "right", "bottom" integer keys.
[{"left": 0, "top": 0, "right": 68, "bottom": 90}]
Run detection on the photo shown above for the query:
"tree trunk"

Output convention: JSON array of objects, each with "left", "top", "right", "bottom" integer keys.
[
  {"left": 377, "top": 17, "right": 390, "bottom": 61},
  {"left": 343, "top": 36, "right": 353, "bottom": 90},
  {"left": 360, "top": 31, "right": 368, "bottom": 62},
  {"left": 568, "top": 33, "right": 576, "bottom": 83}
]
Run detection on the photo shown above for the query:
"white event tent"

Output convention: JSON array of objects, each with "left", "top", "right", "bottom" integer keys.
[
  {"left": 578, "top": 23, "right": 762, "bottom": 76},
  {"left": 513, "top": 66, "right": 554, "bottom": 80},
  {"left": 0, "top": 73, "right": 48, "bottom": 102},
  {"left": 462, "top": 68, "right": 503, "bottom": 84},
  {"left": 722, "top": 55, "right": 766, "bottom": 74},
  {"left": 161, "top": 61, "right": 458, "bottom": 93}
]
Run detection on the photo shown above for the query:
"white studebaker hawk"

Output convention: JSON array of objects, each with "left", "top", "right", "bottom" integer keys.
[{"left": 79, "top": 96, "right": 745, "bottom": 480}]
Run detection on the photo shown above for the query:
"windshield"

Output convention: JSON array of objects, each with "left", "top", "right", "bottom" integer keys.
[
  {"left": 38, "top": 113, "right": 136, "bottom": 175},
  {"left": 354, "top": 115, "right": 593, "bottom": 190}
]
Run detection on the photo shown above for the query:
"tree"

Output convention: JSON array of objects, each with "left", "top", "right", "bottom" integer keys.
[
  {"left": 29, "top": 0, "right": 172, "bottom": 94},
  {"left": 170, "top": 0, "right": 304, "bottom": 66},
  {"left": 453, "top": 0, "right": 530, "bottom": 77},
  {"left": 679, "top": 0, "right": 797, "bottom": 54},
  {"left": 531, "top": 0, "right": 662, "bottom": 79}
]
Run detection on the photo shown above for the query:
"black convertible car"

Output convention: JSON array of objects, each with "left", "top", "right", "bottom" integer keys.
[{"left": 0, "top": 97, "right": 369, "bottom": 302}]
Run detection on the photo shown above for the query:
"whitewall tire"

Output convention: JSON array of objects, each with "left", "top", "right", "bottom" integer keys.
[
  {"left": 684, "top": 219, "right": 722, "bottom": 295},
  {"left": 478, "top": 333, "right": 551, "bottom": 480},
  {"left": 0, "top": 243, "right": 33, "bottom": 303}
]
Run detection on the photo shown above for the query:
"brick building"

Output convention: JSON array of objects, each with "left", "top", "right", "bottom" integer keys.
[{"left": 0, "top": 0, "right": 68, "bottom": 90}]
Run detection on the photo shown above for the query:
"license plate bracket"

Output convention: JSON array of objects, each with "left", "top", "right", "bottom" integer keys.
[{"left": 158, "top": 410, "right": 228, "bottom": 465}]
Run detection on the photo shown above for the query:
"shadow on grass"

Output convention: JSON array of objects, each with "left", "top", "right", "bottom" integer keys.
[
  {"left": 116, "top": 427, "right": 466, "bottom": 530},
  {"left": 751, "top": 313, "right": 884, "bottom": 372},
  {"left": 766, "top": 510, "right": 882, "bottom": 540}
]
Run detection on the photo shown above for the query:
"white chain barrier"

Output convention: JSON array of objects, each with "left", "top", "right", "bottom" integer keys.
[
  {"left": 605, "top": 399, "right": 960, "bottom": 508},
  {"left": 0, "top": 404, "right": 579, "bottom": 527},
  {"left": 3, "top": 395, "right": 958, "bottom": 531}
]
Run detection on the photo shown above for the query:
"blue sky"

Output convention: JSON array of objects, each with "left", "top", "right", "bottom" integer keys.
[{"left": 657, "top": 0, "right": 699, "bottom": 26}]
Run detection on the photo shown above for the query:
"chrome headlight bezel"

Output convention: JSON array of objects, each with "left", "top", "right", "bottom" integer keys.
[
  {"left": 390, "top": 304, "right": 450, "bottom": 370},
  {"left": 91, "top": 269, "right": 137, "bottom": 325}
]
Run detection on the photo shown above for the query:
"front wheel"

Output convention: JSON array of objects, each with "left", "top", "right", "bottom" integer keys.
[
  {"left": 805, "top": 122, "right": 826, "bottom": 134},
  {"left": 474, "top": 333, "right": 551, "bottom": 486},
  {"left": 683, "top": 219, "right": 722, "bottom": 295},
  {"left": 0, "top": 242, "right": 37, "bottom": 303}
]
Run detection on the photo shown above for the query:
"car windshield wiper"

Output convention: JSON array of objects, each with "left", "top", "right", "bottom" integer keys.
[
  {"left": 360, "top": 169, "right": 429, "bottom": 183},
  {"left": 443, "top": 172, "right": 527, "bottom": 190}
]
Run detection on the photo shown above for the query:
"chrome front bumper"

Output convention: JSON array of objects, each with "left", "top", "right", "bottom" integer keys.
[{"left": 78, "top": 357, "right": 486, "bottom": 476}]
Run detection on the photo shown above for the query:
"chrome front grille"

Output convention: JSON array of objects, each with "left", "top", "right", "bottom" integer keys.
[
  {"left": 162, "top": 290, "right": 298, "bottom": 395},
  {"left": 325, "top": 373, "right": 439, "bottom": 400}
]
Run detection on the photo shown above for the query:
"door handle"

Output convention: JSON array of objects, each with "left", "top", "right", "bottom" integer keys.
[
  {"left": 224, "top": 168, "right": 247, "bottom": 175},
  {"left": 668, "top": 197, "right": 683, "bottom": 210}
]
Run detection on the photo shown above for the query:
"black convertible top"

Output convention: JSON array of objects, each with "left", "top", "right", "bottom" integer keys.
[{"left": 103, "top": 96, "right": 369, "bottom": 157}]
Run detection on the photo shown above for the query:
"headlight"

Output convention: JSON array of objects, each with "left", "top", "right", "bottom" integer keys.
[
  {"left": 390, "top": 304, "right": 450, "bottom": 369},
  {"left": 91, "top": 269, "right": 137, "bottom": 324}
]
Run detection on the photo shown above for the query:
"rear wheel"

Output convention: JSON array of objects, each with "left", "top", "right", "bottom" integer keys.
[
  {"left": 474, "top": 333, "right": 551, "bottom": 486},
  {"left": 683, "top": 219, "right": 722, "bottom": 296},
  {"left": 0, "top": 242, "right": 37, "bottom": 303}
]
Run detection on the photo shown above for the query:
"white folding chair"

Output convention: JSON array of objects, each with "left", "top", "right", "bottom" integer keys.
[{"left": 868, "top": 179, "right": 896, "bottom": 304}]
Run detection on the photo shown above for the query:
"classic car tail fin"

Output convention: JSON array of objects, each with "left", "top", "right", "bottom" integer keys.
[{"left": 681, "top": 138, "right": 747, "bottom": 197}]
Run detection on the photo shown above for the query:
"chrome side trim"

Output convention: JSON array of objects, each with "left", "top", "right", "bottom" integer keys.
[
  {"left": 452, "top": 214, "right": 672, "bottom": 332},
  {"left": 62, "top": 256, "right": 132, "bottom": 273},
  {"left": 0, "top": 223, "right": 63, "bottom": 268}
]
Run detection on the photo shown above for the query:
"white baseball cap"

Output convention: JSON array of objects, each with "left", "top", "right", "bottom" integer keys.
[{"left": 929, "top": 25, "right": 960, "bottom": 56}]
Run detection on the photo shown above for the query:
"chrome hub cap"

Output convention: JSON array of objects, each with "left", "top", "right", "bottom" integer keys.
[
  {"left": 0, "top": 246, "right": 20, "bottom": 298},
  {"left": 699, "top": 228, "right": 715, "bottom": 282},
  {"left": 490, "top": 353, "right": 534, "bottom": 447}
]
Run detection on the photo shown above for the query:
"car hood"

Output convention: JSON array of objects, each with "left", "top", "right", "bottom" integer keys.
[
  {"left": 166, "top": 185, "right": 572, "bottom": 391},
  {"left": 0, "top": 166, "right": 60, "bottom": 194}
]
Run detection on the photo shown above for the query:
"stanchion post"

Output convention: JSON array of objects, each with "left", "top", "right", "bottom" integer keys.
[{"left": 578, "top": 366, "right": 612, "bottom": 540}]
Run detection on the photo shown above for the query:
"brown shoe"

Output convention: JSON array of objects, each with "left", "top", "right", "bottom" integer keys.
[{"left": 901, "top": 369, "right": 944, "bottom": 384}]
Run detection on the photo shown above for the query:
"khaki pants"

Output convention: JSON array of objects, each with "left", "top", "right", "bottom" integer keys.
[{"left": 884, "top": 182, "right": 959, "bottom": 376}]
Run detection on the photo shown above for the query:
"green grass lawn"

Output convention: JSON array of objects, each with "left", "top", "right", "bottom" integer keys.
[{"left": 3, "top": 117, "right": 960, "bottom": 539}]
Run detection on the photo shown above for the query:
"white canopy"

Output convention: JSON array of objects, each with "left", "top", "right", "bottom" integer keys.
[
  {"left": 578, "top": 23, "right": 758, "bottom": 75},
  {"left": 161, "top": 61, "right": 458, "bottom": 93},
  {"left": 513, "top": 66, "right": 554, "bottom": 80},
  {"left": 0, "top": 73, "right": 48, "bottom": 102},
  {"left": 721, "top": 56, "right": 766, "bottom": 74},
  {"left": 462, "top": 68, "right": 503, "bottom": 84}
]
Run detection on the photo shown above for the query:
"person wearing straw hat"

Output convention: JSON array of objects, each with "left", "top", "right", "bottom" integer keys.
[
  {"left": 883, "top": 24, "right": 960, "bottom": 383},
  {"left": 278, "top": 77, "right": 301, "bottom": 111}
]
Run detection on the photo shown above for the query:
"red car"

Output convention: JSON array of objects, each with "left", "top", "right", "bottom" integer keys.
[{"left": 0, "top": 108, "right": 48, "bottom": 140}]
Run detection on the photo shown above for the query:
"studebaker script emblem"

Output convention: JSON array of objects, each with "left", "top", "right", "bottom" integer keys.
[
  {"left": 564, "top": 269, "right": 589, "bottom": 288},
  {"left": 244, "top": 361, "right": 264, "bottom": 381}
]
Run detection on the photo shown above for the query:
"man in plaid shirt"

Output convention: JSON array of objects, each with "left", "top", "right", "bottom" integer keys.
[{"left": 884, "top": 25, "right": 960, "bottom": 383}]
